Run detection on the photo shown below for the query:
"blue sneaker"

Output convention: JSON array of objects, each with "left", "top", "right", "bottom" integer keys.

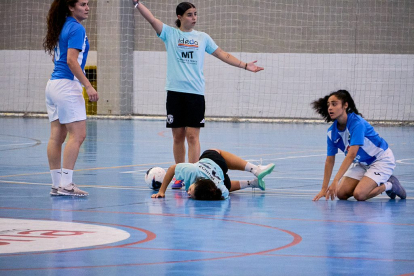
[
  {"left": 256, "top": 164, "right": 275, "bottom": 180},
  {"left": 386, "top": 175, "right": 406, "bottom": 199},
  {"left": 171, "top": 179, "right": 184, "bottom": 189}
]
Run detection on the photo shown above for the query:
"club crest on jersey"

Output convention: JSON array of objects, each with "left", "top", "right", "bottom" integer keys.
[{"left": 167, "top": 115, "right": 174, "bottom": 124}]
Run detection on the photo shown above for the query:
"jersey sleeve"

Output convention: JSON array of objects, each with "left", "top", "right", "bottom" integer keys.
[
  {"left": 349, "top": 121, "right": 366, "bottom": 146},
  {"left": 204, "top": 33, "right": 219, "bottom": 54},
  {"left": 175, "top": 163, "right": 199, "bottom": 191},
  {"left": 157, "top": 24, "right": 171, "bottom": 42},
  {"left": 327, "top": 130, "right": 338, "bottom": 156},
  {"left": 217, "top": 182, "right": 229, "bottom": 199},
  {"left": 68, "top": 24, "right": 86, "bottom": 50}
]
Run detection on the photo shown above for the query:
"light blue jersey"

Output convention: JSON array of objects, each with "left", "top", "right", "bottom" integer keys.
[
  {"left": 158, "top": 24, "right": 218, "bottom": 95},
  {"left": 175, "top": 158, "right": 229, "bottom": 199},
  {"left": 327, "top": 113, "right": 389, "bottom": 165},
  {"left": 51, "top": 17, "right": 89, "bottom": 81}
]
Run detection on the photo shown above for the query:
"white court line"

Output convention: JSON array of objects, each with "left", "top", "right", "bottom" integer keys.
[
  {"left": 1, "top": 180, "right": 412, "bottom": 200},
  {"left": 0, "top": 142, "right": 37, "bottom": 147},
  {"left": 272, "top": 154, "right": 326, "bottom": 160},
  {"left": 396, "top": 158, "right": 414, "bottom": 165}
]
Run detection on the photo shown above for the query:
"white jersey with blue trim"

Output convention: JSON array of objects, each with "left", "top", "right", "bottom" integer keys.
[
  {"left": 157, "top": 24, "right": 219, "bottom": 95},
  {"left": 327, "top": 112, "right": 388, "bottom": 165},
  {"left": 175, "top": 158, "right": 229, "bottom": 199},
  {"left": 51, "top": 16, "right": 89, "bottom": 81}
]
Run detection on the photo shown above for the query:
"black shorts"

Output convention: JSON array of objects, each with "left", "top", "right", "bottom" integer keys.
[
  {"left": 199, "top": 150, "right": 231, "bottom": 190},
  {"left": 166, "top": 91, "right": 205, "bottom": 128}
]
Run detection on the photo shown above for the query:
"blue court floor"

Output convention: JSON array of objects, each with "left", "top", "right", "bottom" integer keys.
[{"left": 0, "top": 117, "right": 413, "bottom": 275}]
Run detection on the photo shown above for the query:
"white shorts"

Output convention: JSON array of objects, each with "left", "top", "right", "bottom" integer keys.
[
  {"left": 45, "top": 79, "right": 86, "bottom": 124},
  {"left": 343, "top": 148, "right": 395, "bottom": 185}
]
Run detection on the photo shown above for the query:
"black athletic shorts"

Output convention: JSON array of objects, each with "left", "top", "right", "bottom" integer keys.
[
  {"left": 166, "top": 91, "right": 205, "bottom": 128},
  {"left": 199, "top": 150, "right": 231, "bottom": 190}
]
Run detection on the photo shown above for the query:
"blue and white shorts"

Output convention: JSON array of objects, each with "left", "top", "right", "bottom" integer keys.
[{"left": 45, "top": 79, "right": 86, "bottom": 124}]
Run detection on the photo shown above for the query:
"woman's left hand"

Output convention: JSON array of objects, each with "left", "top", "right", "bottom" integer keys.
[
  {"left": 246, "top": 61, "right": 264, "bottom": 73},
  {"left": 325, "top": 180, "right": 338, "bottom": 200}
]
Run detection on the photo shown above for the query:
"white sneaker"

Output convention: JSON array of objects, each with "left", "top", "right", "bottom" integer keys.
[
  {"left": 255, "top": 164, "right": 275, "bottom": 180},
  {"left": 50, "top": 187, "right": 60, "bottom": 196},
  {"left": 248, "top": 178, "right": 265, "bottom": 191},
  {"left": 57, "top": 183, "right": 89, "bottom": 197}
]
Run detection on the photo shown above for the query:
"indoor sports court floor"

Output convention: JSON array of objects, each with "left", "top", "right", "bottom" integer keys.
[{"left": 0, "top": 117, "right": 413, "bottom": 275}]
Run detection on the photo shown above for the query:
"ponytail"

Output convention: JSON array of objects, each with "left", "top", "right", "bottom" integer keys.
[
  {"left": 311, "top": 89, "right": 362, "bottom": 122},
  {"left": 43, "top": 0, "right": 78, "bottom": 55}
]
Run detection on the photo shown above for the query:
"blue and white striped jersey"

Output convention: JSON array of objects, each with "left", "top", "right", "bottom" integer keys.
[{"left": 327, "top": 113, "right": 388, "bottom": 165}]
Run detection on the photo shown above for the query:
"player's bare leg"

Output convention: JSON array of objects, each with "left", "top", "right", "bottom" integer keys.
[
  {"left": 172, "top": 127, "right": 186, "bottom": 163},
  {"left": 186, "top": 127, "right": 200, "bottom": 163}
]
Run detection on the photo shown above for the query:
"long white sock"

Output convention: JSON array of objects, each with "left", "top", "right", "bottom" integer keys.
[
  {"left": 244, "top": 162, "right": 258, "bottom": 175},
  {"left": 50, "top": 169, "right": 62, "bottom": 188},
  {"left": 239, "top": 179, "right": 258, "bottom": 189},
  {"left": 61, "top": 168, "right": 74, "bottom": 188},
  {"left": 384, "top": 182, "right": 392, "bottom": 191}
]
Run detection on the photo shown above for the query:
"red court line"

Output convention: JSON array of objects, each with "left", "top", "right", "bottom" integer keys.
[
  {"left": 0, "top": 219, "right": 156, "bottom": 257},
  {"left": 0, "top": 213, "right": 302, "bottom": 271}
]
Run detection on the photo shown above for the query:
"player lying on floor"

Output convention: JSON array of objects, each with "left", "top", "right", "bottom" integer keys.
[{"left": 151, "top": 149, "right": 275, "bottom": 200}]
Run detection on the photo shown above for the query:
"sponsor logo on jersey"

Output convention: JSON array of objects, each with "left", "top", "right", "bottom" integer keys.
[{"left": 178, "top": 38, "right": 199, "bottom": 49}]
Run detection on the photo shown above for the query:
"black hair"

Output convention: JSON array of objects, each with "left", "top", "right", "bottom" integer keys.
[
  {"left": 193, "top": 178, "right": 223, "bottom": 200},
  {"left": 175, "top": 2, "right": 196, "bottom": 28},
  {"left": 311, "top": 89, "right": 362, "bottom": 122},
  {"left": 43, "top": 0, "right": 79, "bottom": 55}
]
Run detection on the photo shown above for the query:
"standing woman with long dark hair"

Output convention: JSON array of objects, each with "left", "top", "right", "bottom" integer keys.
[
  {"left": 43, "top": 0, "right": 98, "bottom": 196},
  {"left": 131, "top": 1, "right": 264, "bottom": 188},
  {"left": 312, "top": 90, "right": 406, "bottom": 201}
]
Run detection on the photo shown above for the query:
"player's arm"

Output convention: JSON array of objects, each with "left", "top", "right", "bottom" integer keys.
[
  {"left": 132, "top": 0, "right": 163, "bottom": 35},
  {"left": 313, "top": 155, "right": 335, "bottom": 201},
  {"left": 67, "top": 48, "right": 98, "bottom": 102},
  {"left": 325, "top": 145, "right": 359, "bottom": 200},
  {"left": 211, "top": 47, "right": 264, "bottom": 73},
  {"left": 152, "top": 164, "right": 176, "bottom": 198}
]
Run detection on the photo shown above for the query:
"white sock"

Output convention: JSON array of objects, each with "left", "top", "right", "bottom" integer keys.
[
  {"left": 244, "top": 162, "right": 258, "bottom": 175},
  {"left": 50, "top": 169, "right": 62, "bottom": 188},
  {"left": 384, "top": 182, "right": 392, "bottom": 191},
  {"left": 239, "top": 179, "right": 258, "bottom": 189},
  {"left": 61, "top": 168, "right": 74, "bottom": 188}
]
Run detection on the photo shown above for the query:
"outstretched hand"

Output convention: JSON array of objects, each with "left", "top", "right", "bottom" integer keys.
[{"left": 246, "top": 61, "right": 264, "bottom": 73}]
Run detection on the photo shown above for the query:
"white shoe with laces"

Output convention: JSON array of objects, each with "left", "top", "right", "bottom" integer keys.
[
  {"left": 57, "top": 183, "right": 89, "bottom": 197},
  {"left": 254, "top": 164, "right": 275, "bottom": 180},
  {"left": 50, "top": 187, "right": 60, "bottom": 196}
]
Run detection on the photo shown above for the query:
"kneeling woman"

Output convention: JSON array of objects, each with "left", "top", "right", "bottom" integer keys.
[
  {"left": 312, "top": 90, "right": 406, "bottom": 201},
  {"left": 151, "top": 149, "right": 275, "bottom": 200}
]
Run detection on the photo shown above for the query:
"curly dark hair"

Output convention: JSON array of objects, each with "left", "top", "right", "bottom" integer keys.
[
  {"left": 311, "top": 89, "right": 362, "bottom": 122},
  {"left": 193, "top": 178, "right": 223, "bottom": 200},
  {"left": 175, "top": 2, "right": 196, "bottom": 28},
  {"left": 43, "top": 0, "right": 79, "bottom": 55}
]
